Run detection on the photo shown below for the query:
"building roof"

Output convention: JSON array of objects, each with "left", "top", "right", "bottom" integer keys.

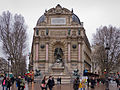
[
  {"left": 72, "top": 14, "right": 81, "bottom": 25},
  {"left": 36, "top": 13, "right": 81, "bottom": 26},
  {"left": 36, "top": 15, "right": 46, "bottom": 25},
  {"left": 36, "top": 4, "right": 81, "bottom": 26}
]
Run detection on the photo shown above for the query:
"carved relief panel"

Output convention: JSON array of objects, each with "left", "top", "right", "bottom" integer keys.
[{"left": 50, "top": 30, "right": 67, "bottom": 36}]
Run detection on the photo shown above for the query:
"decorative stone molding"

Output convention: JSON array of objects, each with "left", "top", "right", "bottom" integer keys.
[{"left": 45, "top": 4, "right": 72, "bottom": 15}]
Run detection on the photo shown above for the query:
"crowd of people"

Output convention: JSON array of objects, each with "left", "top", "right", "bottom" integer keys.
[
  {"left": 1, "top": 75, "right": 25, "bottom": 90},
  {"left": 2, "top": 77, "right": 13, "bottom": 90},
  {"left": 73, "top": 76, "right": 120, "bottom": 90},
  {"left": 73, "top": 76, "right": 102, "bottom": 90},
  {"left": 1, "top": 73, "right": 120, "bottom": 90}
]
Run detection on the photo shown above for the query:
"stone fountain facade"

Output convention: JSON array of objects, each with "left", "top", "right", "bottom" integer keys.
[{"left": 30, "top": 4, "right": 91, "bottom": 83}]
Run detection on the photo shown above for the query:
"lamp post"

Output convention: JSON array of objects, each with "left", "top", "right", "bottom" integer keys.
[
  {"left": 105, "top": 43, "right": 110, "bottom": 90},
  {"left": 8, "top": 58, "right": 10, "bottom": 77}
]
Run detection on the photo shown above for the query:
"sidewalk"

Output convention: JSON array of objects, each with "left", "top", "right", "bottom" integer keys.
[{"left": 0, "top": 82, "right": 119, "bottom": 90}]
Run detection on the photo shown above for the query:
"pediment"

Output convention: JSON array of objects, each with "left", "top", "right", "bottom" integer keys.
[{"left": 45, "top": 4, "right": 72, "bottom": 15}]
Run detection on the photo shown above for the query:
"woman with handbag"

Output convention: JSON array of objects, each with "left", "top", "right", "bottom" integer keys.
[{"left": 41, "top": 76, "right": 47, "bottom": 90}]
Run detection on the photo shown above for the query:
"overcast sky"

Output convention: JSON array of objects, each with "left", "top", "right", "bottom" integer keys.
[{"left": 0, "top": 0, "right": 120, "bottom": 57}]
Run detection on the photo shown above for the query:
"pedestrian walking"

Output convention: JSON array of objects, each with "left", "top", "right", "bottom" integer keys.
[
  {"left": 47, "top": 76, "right": 54, "bottom": 90},
  {"left": 52, "top": 77, "right": 55, "bottom": 87},
  {"left": 73, "top": 77, "right": 80, "bottom": 90},
  {"left": 2, "top": 77, "right": 7, "bottom": 90},
  {"left": 57, "top": 77, "right": 59, "bottom": 84},
  {"left": 87, "top": 77, "right": 90, "bottom": 87},
  {"left": 81, "top": 79, "right": 86, "bottom": 90},
  {"left": 118, "top": 78, "right": 120, "bottom": 90},
  {"left": 6, "top": 78, "right": 11, "bottom": 90},
  {"left": 116, "top": 78, "right": 119, "bottom": 87},
  {"left": 20, "top": 76, "right": 25, "bottom": 90},
  {"left": 41, "top": 76, "right": 47, "bottom": 90},
  {"left": 91, "top": 77, "right": 96, "bottom": 89},
  {"left": 59, "top": 77, "right": 61, "bottom": 84},
  {"left": 10, "top": 76, "right": 15, "bottom": 85},
  {"left": 97, "top": 77, "right": 100, "bottom": 85},
  {"left": 16, "top": 76, "right": 21, "bottom": 90}
]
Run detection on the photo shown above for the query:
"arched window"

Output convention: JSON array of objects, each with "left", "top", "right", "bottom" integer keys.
[{"left": 36, "top": 29, "right": 39, "bottom": 35}]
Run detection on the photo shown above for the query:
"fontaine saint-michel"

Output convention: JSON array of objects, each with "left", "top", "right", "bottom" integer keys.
[{"left": 29, "top": 4, "right": 91, "bottom": 83}]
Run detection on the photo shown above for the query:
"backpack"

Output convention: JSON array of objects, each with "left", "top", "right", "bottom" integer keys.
[{"left": 3, "top": 80, "right": 6, "bottom": 85}]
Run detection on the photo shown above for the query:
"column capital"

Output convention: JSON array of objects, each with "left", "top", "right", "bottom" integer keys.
[
  {"left": 46, "top": 41, "right": 49, "bottom": 44},
  {"left": 67, "top": 41, "right": 71, "bottom": 44},
  {"left": 78, "top": 41, "right": 82, "bottom": 44}
]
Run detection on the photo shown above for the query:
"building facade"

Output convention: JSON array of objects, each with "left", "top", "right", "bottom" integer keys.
[
  {"left": 0, "top": 57, "right": 11, "bottom": 74},
  {"left": 30, "top": 4, "right": 91, "bottom": 79}
]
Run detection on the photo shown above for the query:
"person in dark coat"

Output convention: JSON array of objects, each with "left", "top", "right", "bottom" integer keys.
[
  {"left": 116, "top": 78, "right": 119, "bottom": 87},
  {"left": 47, "top": 76, "right": 54, "bottom": 90},
  {"left": 91, "top": 77, "right": 96, "bottom": 89},
  {"left": 57, "top": 77, "right": 59, "bottom": 84},
  {"left": 59, "top": 77, "right": 61, "bottom": 84},
  {"left": 10, "top": 77, "right": 15, "bottom": 85},
  {"left": 52, "top": 77, "right": 55, "bottom": 87},
  {"left": 73, "top": 77, "right": 80, "bottom": 90},
  {"left": 16, "top": 76, "right": 21, "bottom": 90},
  {"left": 117, "top": 78, "right": 120, "bottom": 90},
  {"left": 7, "top": 78, "right": 11, "bottom": 90},
  {"left": 87, "top": 77, "right": 90, "bottom": 87}
]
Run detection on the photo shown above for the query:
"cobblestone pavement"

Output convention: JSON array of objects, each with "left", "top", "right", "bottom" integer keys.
[{"left": 0, "top": 82, "right": 119, "bottom": 90}]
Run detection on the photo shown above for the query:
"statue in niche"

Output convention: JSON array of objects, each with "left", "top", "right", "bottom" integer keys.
[
  {"left": 78, "top": 29, "right": 80, "bottom": 35},
  {"left": 46, "top": 29, "right": 49, "bottom": 35},
  {"left": 68, "top": 29, "right": 71, "bottom": 35},
  {"left": 54, "top": 48, "right": 63, "bottom": 63}
]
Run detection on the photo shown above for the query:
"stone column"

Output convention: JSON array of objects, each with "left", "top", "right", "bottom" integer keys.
[
  {"left": 46, "top": 44, "right": 48, "bottom": 61},
  {"left": 35, "top": 43, "right": 39, "bottom": 60},
  {"left": 68, "top": 43, "right": 71, "bottom": 62}
]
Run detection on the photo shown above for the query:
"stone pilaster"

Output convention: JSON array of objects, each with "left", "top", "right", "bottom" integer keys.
[
  {"left": 35, "top": 44, "right": 39, "bottom": 61},
  {"left": 68, "top": 43, "right": 71, "bottom": 62},
  {"left": 46, "top": 44, "right": 49, "bottom": 61}
]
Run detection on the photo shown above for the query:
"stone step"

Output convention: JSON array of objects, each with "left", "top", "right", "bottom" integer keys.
[{"left": 45, "top": 74, "right": 71, "bottom": 84}]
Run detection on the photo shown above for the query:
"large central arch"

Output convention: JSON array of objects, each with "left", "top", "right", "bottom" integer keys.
[{"left": 51, "top": 41, "right": 66, "bottom": 63}]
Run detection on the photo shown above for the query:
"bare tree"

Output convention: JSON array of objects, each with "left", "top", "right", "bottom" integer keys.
[
  {"left": 92, "top": 25, "right": 120, "bottom": 74},
  {"left": 0, "top": 11, "right": 27, "bottom": 76}
]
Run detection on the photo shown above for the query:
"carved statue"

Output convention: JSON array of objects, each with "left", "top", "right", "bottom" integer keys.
[
  {"left": 68, "top": 29, "right": 71, "bottom": 35},
  {"left": 46, "top": 29, "right": 49, "bottom": 35},
  {"left": 78, "top": 29, "right": 80, "bottom": 35},
  {"left": 73, "top": 69, "right": 79, "bottom": 76},
  {"left": 35, "top": 69, "right": 41, "bottom": 76},
  {"left": 54, "top": 48, "right": 63, "bottom": 63}
]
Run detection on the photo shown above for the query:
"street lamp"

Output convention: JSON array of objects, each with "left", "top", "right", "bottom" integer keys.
[
  {"left": 105, "top": 43, "right": 110, "bottom": 90},
  {"left": 8, "top": 58, "right": 10, "bottom": 77}
]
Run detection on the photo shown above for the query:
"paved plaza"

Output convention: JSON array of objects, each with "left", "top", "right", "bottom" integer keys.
[{"left": 0, "top": 82, "right": 119, "bottom": 90}]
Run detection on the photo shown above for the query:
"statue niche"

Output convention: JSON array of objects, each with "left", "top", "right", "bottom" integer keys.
[
  {"left": 54, "top": 48, "right": 63, "bottom": 63},
  {"left": 52, "top": 47, "right": 64, "bottom": 72}
]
